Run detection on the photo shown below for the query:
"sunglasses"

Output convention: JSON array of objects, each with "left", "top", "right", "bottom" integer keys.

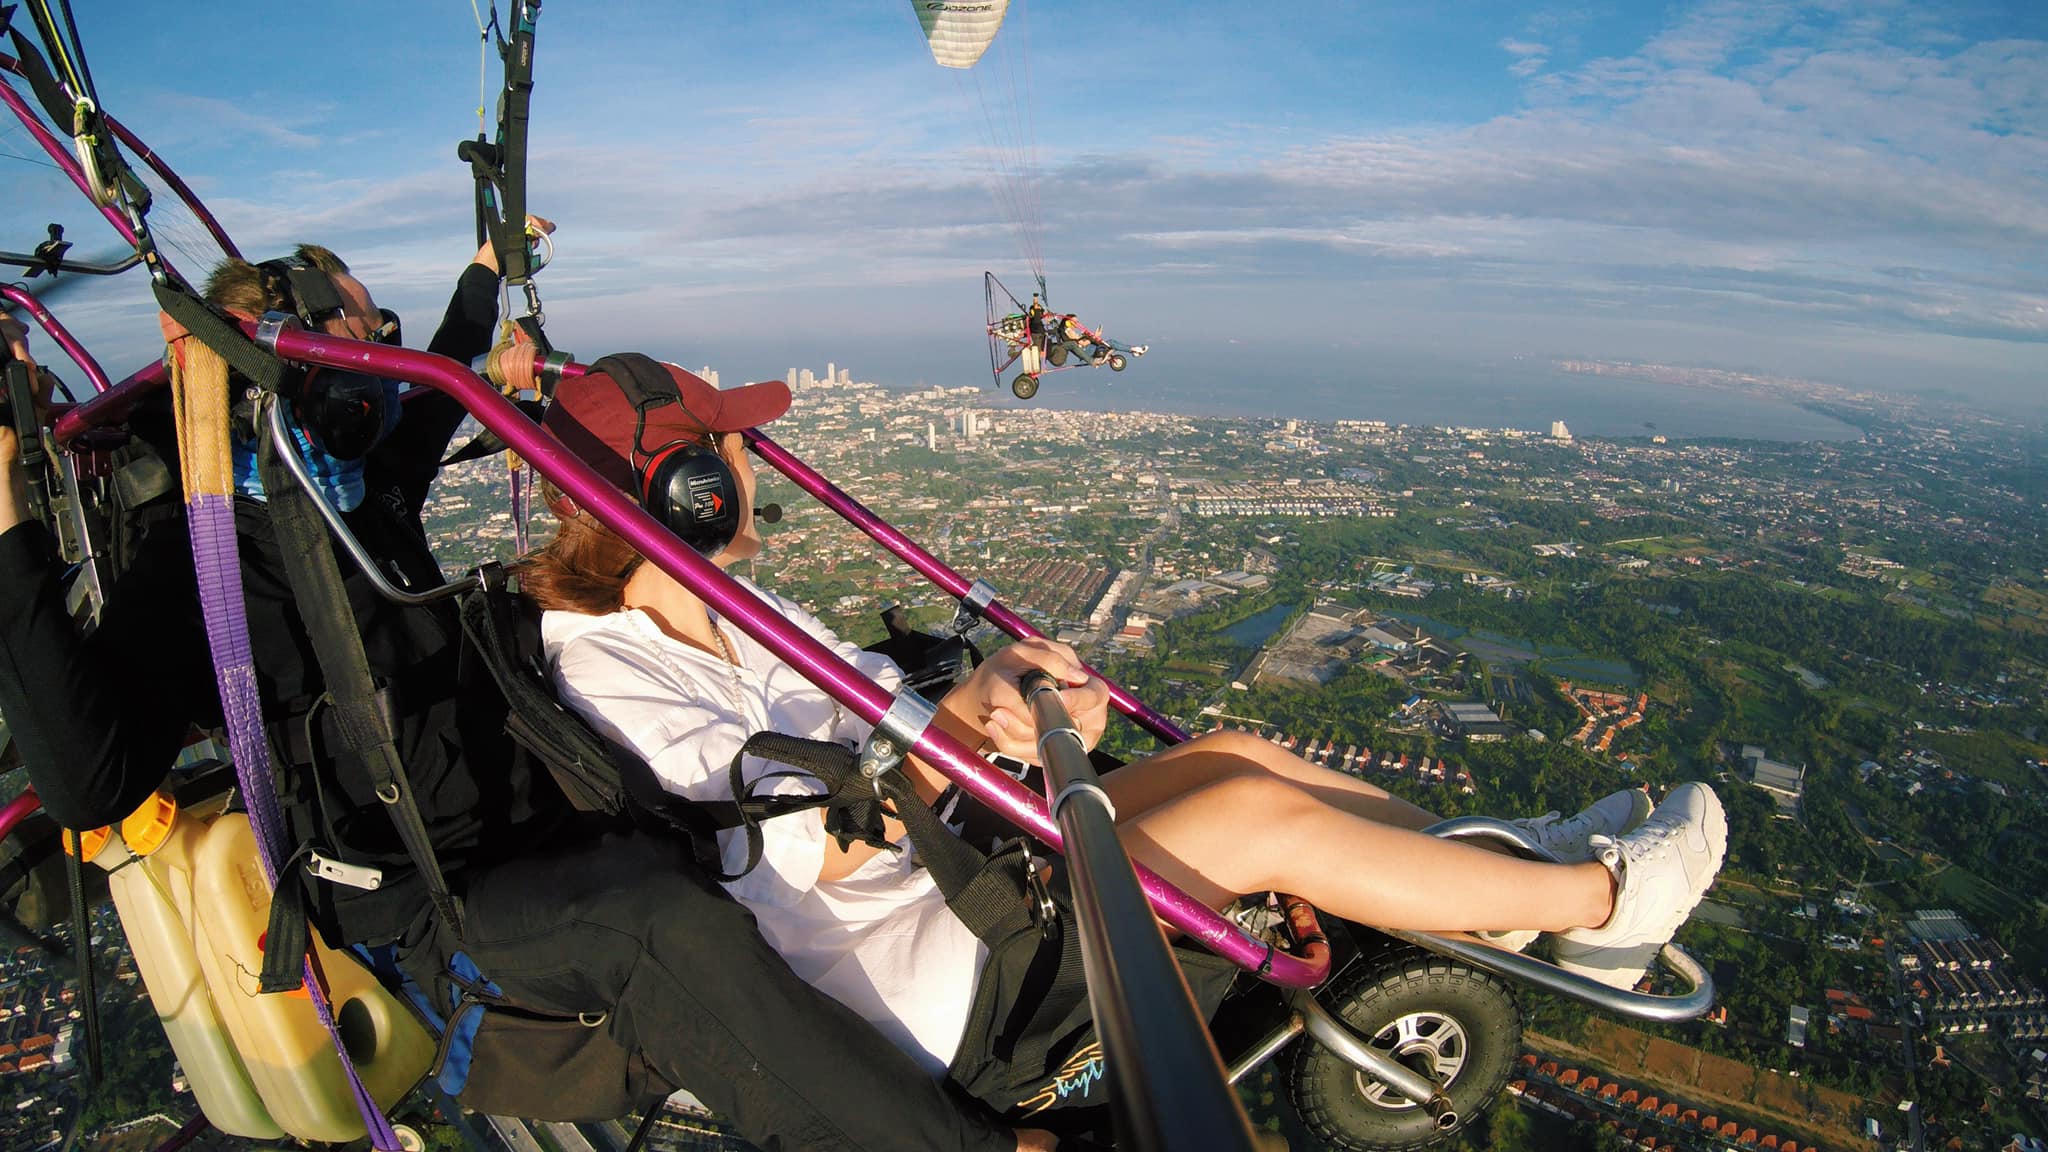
[{"left": 362, "top": 308, "right": 402, "bottom": 346}]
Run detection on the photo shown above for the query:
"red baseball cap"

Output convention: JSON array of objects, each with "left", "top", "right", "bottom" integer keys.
[{"left": 543, "top": 357, "right": 791, "bottom": 495}]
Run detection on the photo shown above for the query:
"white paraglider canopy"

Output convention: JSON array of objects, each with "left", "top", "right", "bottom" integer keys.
[{"left": 910, "top": 0, "right": 1011, "bottom": 69}]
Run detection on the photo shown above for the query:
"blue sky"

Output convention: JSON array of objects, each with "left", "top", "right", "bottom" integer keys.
[{"left": 4, "top": 1, "right": 2044, "bottom": 415}]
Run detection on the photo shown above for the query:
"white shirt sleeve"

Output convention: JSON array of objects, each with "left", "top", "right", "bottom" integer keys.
[
  {"left": 552, "top": 626, "right": 829, "bottom": 909},
  {"left": 756, "top": 591, "right": 906, "bottom": 747}
]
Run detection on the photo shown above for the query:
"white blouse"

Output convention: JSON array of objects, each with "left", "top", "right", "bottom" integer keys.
[{"left": 543, "top": 581, "right": 985, "bottom": 1075}]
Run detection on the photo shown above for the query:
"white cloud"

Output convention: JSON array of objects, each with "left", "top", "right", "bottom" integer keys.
[{"left": 1500, "top": 37, "right": 1550, "bottom": 77}]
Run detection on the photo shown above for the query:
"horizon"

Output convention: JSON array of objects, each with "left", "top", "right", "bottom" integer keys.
[{"left": 3, "top": 1, "right": 2044, "bottom": 423}]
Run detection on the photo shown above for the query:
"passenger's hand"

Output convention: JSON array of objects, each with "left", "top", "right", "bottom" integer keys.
[
  {"left": 952, "top": 637, "right": 1108, "bottom": 763},
  {"left": 474, "top": 215, "right": 557, "bottom": 274}
]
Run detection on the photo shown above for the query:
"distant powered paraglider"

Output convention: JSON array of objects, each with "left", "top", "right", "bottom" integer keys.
[
  {"left": 909, "top": 4, "right": 1152, "bottom": 401},
  {"left": 985, "top": 272, "right": 1146, "bottom": 399}
]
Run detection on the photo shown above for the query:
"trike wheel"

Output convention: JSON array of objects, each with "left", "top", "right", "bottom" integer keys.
[
  {"left": 1108, "top": 353, "right": 1127, "bottom": 371},
  {"left": 1288, "top": 946, "right": 1519, "bottom": 1151},
  {"left": 1011, "top": 374, "right": 1040, "bottom": 400}
]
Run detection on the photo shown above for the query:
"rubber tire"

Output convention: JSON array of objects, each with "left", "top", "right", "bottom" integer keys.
[
  {"left": 1048, "top": 344, "right": 1070, "bottom": 367},
  {"left": 1012, "top": 374, "right": 1040, "bottom": 400},
  {"left": 1108, "top": 353, "right": 1127, "bottom": 371},
  {"left": 1288, "top": 947, "right": 1520, "bottom": 1152}
]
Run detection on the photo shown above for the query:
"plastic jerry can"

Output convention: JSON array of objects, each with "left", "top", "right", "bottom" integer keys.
[
  {"left": 1018, "top": 345, "right": 1043, "bottom": 375},
  {"left": 99, "top": 810, "right": 282, "bottom": 1140},
  {"left": 189, "top": 813, "right": 436, "bottom": 1142}
]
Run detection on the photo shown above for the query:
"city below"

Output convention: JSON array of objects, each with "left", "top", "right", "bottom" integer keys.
[{"left": 10, "top": 354, "right": 2047, "bottom": 1152}]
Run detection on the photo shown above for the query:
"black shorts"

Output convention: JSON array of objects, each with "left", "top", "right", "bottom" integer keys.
[{"left": 945, "top": 867, "right": 1243, "bottom": 1123}]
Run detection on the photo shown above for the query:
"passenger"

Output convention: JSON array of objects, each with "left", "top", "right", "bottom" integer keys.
[
  {"left": 1047, "top": 313, "right": 1109, "bottom": 367},
  {"left": 524, "top": 364, "right": 1730, "bottom": 1108},
  {"left": 0, "top": 248, "right": 1047, "bottom": 1150}
]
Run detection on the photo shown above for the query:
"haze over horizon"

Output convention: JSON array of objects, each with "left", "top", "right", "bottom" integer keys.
[{"left": 3, "top": 1, "right": 2043, "bottom": 421}]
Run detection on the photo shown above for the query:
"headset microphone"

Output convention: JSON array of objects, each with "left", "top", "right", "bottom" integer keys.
[{"left": 754, "top": 503, "right": 783, "bottom": 524}]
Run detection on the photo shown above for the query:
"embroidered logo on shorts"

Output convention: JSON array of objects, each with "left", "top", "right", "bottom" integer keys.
[{"left": 1018, "top": 1041, "right": 1106, "bottom": 1116}]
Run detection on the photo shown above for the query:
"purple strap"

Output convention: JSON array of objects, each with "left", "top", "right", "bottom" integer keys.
[
  {"left": 510, "top": 463, "right": 530, "bottom": 554},
  {"left": 187, "top": 486, "right": 404, "bottom": 1151}
]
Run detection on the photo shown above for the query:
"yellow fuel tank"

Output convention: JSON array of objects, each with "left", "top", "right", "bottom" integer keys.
[
  {"left": 99, "top": 798, "right": 281, "bottom": 1140},
  {"left": 188, "top": 813, "right": 435, "bottom": 1142}
]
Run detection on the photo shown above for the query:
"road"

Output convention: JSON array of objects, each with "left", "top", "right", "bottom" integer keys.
[
  {"left": 485, "top": 1115, "right": 547, "bottom": 1152},
  {"left": 1886, "top": 943, "right": 1927, "bottom": 1152}
]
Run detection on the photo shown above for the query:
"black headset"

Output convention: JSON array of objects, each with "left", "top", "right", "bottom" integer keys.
[
  {"left": 253, "top": 255, "right": 403, "bottom": 461},
  {"left": 594, "top": 353, "right": 744, "bottom": 559},
  {"left": 256, "top": 256, "right": 347, "bottom": 327}
]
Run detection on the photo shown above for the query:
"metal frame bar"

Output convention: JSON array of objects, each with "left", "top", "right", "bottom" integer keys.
[
  {"left": 1019, "top": 670, "right": 1256, "bottom": 1151},
  {"left": 1, "top": 52, "right": 240, "bottom": 269},
  {"left": 744, "top": 429, "right": 1193, "bottom": 746},
  {"left": 1, "top": 283, "right": 112, "bottom": 392},
  {"left": 231, "top": 327, "right": 1327, "bottom": 989}
]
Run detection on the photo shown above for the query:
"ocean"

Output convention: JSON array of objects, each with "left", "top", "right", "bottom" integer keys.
[{"left": 972, "top": 342, "right": 1866, "bottom": 442}]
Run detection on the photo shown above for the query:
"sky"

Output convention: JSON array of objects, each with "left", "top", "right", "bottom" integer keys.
[{"left": 3, "top": 0, "right": 2044, "bottom": 417}]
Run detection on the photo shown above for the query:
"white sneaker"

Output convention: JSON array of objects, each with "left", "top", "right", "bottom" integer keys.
[
  {"left": 1550, "top": 782, "right": 1727, "bottom": 990},
  {"left": 1515, "top": 788, "right": 1656, "bottom": 862},
  {"left": 1478, "top": 788, "right": 1656, "bottom": 952}
]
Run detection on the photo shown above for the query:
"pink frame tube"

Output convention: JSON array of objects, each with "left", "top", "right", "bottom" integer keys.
[
  {"left": 229, "top": 329, "right": 1324, "bottom": 989},
  {"left": 2, "top": 284, "right": 113, "bottom": 393},
  {"left": 52, "top": 360, "right": 167, "bottom": 446},
  {"left": 0, "top": 789, "right": 41, "bottom": 845},
  {"left": 744, "top": 429, "right": 1194, "bottom": 746},
  {"left": 0, "top": 53, "right": 212, "bottom": 288}
]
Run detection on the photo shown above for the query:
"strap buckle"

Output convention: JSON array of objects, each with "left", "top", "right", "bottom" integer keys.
[
  {"left": 307, "top": 852, "right": 384, "bottom": 891},
  {"left": 1024, "top": 852, "right": 1057, "bottom": 938}
]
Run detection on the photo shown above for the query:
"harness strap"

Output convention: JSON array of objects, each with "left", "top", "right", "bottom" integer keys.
[
  {"left": 154, "top": 281, "right": 294, "bottom": 399},
  {"left": 167, "top": 329, "right": 406, "bottom": 1152},
  {"left": 454, "top": 579, "right": 739, "bottom": 873},
  {"left": 589, "top": 351, "right": 677, "bottom": 414},
  {"left": 61, "top": 830, "right": 102, "bottom": 1085},
  {"left": 255, "top": 420, "right": 466, "bottom": 941},
  {"left": 727, "top": 732, "right": 1039, "bottom": 944}
]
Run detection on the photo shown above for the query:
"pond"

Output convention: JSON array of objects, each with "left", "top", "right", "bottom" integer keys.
[
  {"left": 1541, "top": 657, "right": 1641, "bottom": 688},
  {"left": 1218, "top": 602, "right": 1298, "bottom": 648}
]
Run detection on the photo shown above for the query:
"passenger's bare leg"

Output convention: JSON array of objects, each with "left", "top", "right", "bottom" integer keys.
[
  {"left": 1112, "top": 773, "right": 1612, "bottom": 934},
  {"left": 1106, "top": 730, "right": 1440, "bottom": 829}
]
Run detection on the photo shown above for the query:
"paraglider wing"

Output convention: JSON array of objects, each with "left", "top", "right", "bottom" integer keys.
[{"left": 911, "top": 0, "right": 1011, "bottom": 69}]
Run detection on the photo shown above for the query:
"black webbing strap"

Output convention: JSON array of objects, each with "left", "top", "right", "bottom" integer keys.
[
  {"left": 454, "top": 578, "right": 739, "bottom": 874},
  {"left": 255, "top": 429, "right": 466, "bottom": 947},
  {"left": 620, "top": 1104, "right": 662, "bottom": 1152},
  {"left": 256, "top": 844, "right": 314, "bottom": 995},
  {"left": 588, "top": 352, "right": 675, "bottom": 414},
  {"left": 7, "top": 3, "right": 150, "bottom": 216},
  {"left": 438, "top": 399, "right": 546, "bottom": 468},
  {"left": 61, "top": 830, "right": 102, "bottom": 1084},
  {"left": 152, "top": 281, "right": 296, "bottom": 400},
  {"left": 4, "top": 13, "right": 75, "bottom": 129},
  {"left": 727, "top": 732, "right": 1038, "bottom": 944},
  {"left": 490, "top": 1, "right": 537, "bottom": 289}
]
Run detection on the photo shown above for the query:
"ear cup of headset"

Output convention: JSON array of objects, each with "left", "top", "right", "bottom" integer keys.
[
  {"left": 641, "top": 442, "right": 741, "bottom": 558},
  {"left": 297, "top": 368, "right": 391, "bottom": 460}
]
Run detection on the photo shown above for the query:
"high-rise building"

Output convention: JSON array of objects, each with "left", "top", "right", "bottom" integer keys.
[
  {"left": 1549, "top": 420, "right": 1572, "bottom": 441},
  {"left": 839, "top": 368, "right": 852, "bottom": 385},
  {"left": 698, "top": 366, "right": 719, "bottom": 389},
  {"left": 826, "top": 362, "right": 835, "bottom": 386},
  {"left": 800, "top": 368, "right": 816, "bottom": 389},
  {"left": 927, "top": 422, "right": 937, "bottom": 451},
  {"left": 786, "top": 368, "right": 797, "bottom": 388}
]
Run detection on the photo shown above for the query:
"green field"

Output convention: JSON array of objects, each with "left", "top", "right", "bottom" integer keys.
[
  {"left": 1914, "top": 729, "right": 2048, "bottom": 787},
  {"left": 1932, "top": 864, "right": 2010, "bottom": 923}
]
